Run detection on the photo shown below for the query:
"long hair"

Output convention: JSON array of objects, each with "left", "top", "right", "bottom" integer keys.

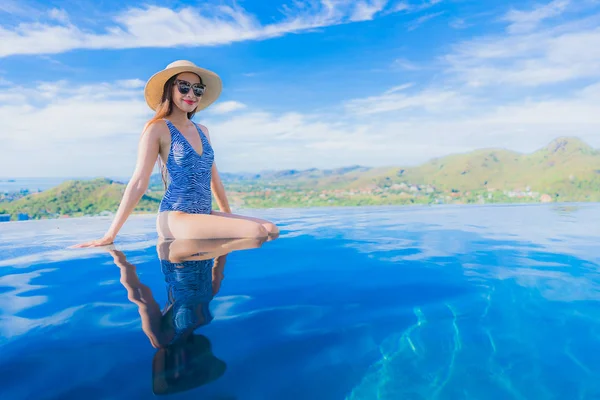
[{"left": 144, "top": 74, "right": 202, "bottom": 190}]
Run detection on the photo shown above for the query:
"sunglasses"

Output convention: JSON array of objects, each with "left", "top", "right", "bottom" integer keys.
[{"left": 175, "top": 79, "right": 206, "bottom": 97}]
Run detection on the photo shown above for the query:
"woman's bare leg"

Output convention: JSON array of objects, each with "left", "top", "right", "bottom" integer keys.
[
  {"left": 211, "top": 210, "right": 280, "bottom": 238},
  {"left": 157, "top": 211, "right": 269, "bottom": 240},
  {"left": 157, "top": 237, "right": 267, "bottom": 262},
  {"left": 157, "top": 237, "right": 231, "bottom": 261}
]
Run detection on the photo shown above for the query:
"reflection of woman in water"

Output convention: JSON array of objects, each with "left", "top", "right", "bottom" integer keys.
[
  {"left": 108, "top": 237, "right": 266, "bottom": 395},
  {"left": 74, "top": 60, "right": 279, "bottom": 248}
]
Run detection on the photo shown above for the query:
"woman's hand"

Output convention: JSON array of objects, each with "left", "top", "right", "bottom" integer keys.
[
  {"left": 107, "top": 248, "right": 126, "bottom": 263},
  {"left": 71, "top": 234, "right": 115, "bottom": 248}
]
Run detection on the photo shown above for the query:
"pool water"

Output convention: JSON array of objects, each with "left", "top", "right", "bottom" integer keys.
[{"left": 1, "top": 204, "right": 599, "bottom": 399}]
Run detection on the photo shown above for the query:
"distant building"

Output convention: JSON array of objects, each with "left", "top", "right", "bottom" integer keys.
[
  {"left": 0, "top": 214, "right": 10, "bottom": 222},
  {"left": 17, "top": 213, "right": 29, "bottom": 221},
  {"left": 540, "top": 194, "right": 553, "bottom": 203}
]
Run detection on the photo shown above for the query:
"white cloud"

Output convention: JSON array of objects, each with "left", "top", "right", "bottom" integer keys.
[
  {"left": 0, "top": 75, "right": 468, "bottom": 176},
  {"left": 2, "top": 0, "right": 600, "bottom": 177},
  {"left": 350, "top": 0, "right": 388, "bottom": 21},
  {"left": 393, "top": 58, "right": 420, "bottom": 70},
  {"left": 0, "top": 80, "right": 153, "bottom": 177},
  {"left": 504, "top": 0, "right": 570, "bottom": 34},
  {"left": 0, "top": 0, "right": 37, "bottom": 16},
  {"left": 202, "top": 79, "right": 600, "bottom": 173},
  {"left": 48, "top": 8, "right": 69, "bottom": 24},
  {"left": 115, "top": 79, "right": 145, "bottom": 89},
  {"left": 449, "top": 18, "right": 469, "bottom": 29},
  {"left": 390, "top": 1, "right": 411, "bottom": 13},
  {"left": 406, "top": 11, "right": 444, "bottom": 30},
  {"left": 384, "top": 83, "right": 414, "bottom": 94},
  {"left": 343, "top": 87, "right": 468, "bottom": 115},
  {"left": 389, "top": 0, "right": 442, "bottom": 13},
  {"left": 2, "top": 77, "right": 600, "bottom": 177},
  {"left": 0, "top": 1, "right": 399, "bottom": 58},
  {"left": 209, "top": 100, "right": 248, "bottom": 115},
  {"left": 445, "top": 5, "right": 600, "bottom": 87}
]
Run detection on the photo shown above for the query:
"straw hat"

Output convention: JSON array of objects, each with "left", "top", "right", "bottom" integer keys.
[
  {"left": 152, "top": 334, "right": 226, "bottom": 395},
  {"left": 144, "top": 60, "right": 222, "bottom": 111}
]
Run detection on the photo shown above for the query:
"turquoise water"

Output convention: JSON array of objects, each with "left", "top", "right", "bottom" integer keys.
[{"left": 0, "top": 204, "right": 599, "bottom": 399}]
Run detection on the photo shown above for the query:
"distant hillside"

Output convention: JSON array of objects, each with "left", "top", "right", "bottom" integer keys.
[
  {"left": 211, "top": 137, "right": 600, "bottom": 190},
  {"left": 145, "top": 137, "right": 600, "bottom": 204},
  {"left": 219, "top": 136, "right": 600, "bottom": 206},
  {"left": 217, "top": 136, "right": 600, "bottom": 192},
  {"left": 149, "top": 165, "right": 371, "bottom": 189},
  {"left": 0, "top": 178, "right": 162, "bottom": 220},
  {"left": 2, "top": 137, "right": 599, "bottom": 220},
  {"left": 355, "top": 137, "right": 600, "bottom": 200},
  {"left": 247, "top": 165, "right": 372, "bottom": 181}
]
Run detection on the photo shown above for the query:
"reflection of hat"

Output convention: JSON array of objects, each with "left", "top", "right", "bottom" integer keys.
[
  {"left": 152, "top": 334, "right": 226, "bottom": 396},
  {"left": 144, "top": 60, "right": 223, "bottom": 111}
]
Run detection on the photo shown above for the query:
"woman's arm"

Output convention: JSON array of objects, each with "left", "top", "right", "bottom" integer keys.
[
  {"left": 108, "top": 249, "right": 167, "bottom": 348},
  {"left": 105, "top": 124, "right": 162, "bottom": 238},
  {"left": 198, "top": 124, "right": 232, "bottom": 213},
  {"left": 212, "top": 253, "right": 227, "bottom": 295},
  {"left": 211, "top": 163, "right": 231, "bottom": 213},
  {"left": 73, "top": 123, "right": 163, "bottom": 247}
]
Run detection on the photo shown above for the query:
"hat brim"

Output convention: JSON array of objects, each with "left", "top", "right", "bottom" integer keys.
[
  {"left": 151, "top": 334, "right": 227, "bottom": 395},
  {"left": 144, "top": 66, "right": 222, "bottom": 112}
]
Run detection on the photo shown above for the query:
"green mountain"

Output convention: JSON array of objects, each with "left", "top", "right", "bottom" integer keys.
[
  {"left": 223, "top": 136, "right": 600, "bottom": 207},
  {"left": 148, "top": 165, "right": 372, "bottom": 190},
  {"left": 391, "top": 137, "right": 600, "bottom": 192},
  {"left": 393, "top": 137, "right": 597, "bottom": 200},
  {"left": 0, "top": 178, "right": 162, "bottom": 220},
  {"left": 230, "top": 136, "right": 600, "bottom": 193},
  {"left": 244, "top": 165, "right": 372, "bottom": 181},
  {"left": 2, "top": 137, "right": 599, "bottom": 220}
]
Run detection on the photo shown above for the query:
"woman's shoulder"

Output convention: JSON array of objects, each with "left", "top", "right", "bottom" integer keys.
[
  {"left": 194, "top": 122, "right": 209, "bottom": 134},
  {"left": 194, "top": 122, "right": 211, "bottom": 141},
  {"left": 144, "top": 118, "right": 170, "bottom": 137}
]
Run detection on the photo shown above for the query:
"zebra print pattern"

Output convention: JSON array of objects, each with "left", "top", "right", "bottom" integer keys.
[
  {"left": 161, "top": 258, "right": 215, "bottom": 340},
  {"left": 159, "top": 119, "right": 214, "bottom": 214}
]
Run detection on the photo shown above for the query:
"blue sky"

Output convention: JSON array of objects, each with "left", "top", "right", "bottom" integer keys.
[{"left": 1, "top": 0, "right": 600, "bottom": 177}]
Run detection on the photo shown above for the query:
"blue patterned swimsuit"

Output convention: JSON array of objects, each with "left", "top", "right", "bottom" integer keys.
[
  {"left": 161, "top": 258, "right": 215, "bottom": 341},
  {"left": 159, "top": 119, "right": 214, "bottom": 214}
]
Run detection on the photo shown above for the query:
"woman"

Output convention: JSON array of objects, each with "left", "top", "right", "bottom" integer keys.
[
  {"left": 106, "top": 236, "right": 266, "bottom": 395},
  {"left": 75, "top": 60, "right": 279, "bottom": 247}
]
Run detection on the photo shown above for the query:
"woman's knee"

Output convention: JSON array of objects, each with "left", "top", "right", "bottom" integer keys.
[
  {"left": 248, "top": 223, "right": 269, "bottom": 239},
  {"left": 257, "top": 224, "right": 269, "bottom": 238},
  {"left": 262, "top": 222, "right": 279, "bottom": 235}
]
